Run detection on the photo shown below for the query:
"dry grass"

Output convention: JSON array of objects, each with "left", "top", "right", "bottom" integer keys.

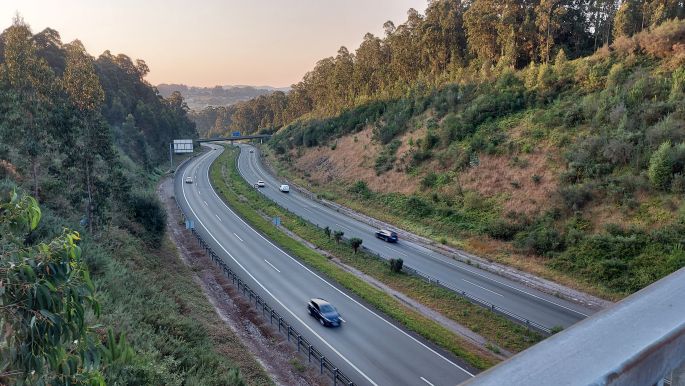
[
  {"left": 460, "top": 147, "right": 560, "bottom": 216},
  {"left": 294, "top": 126, "right": 418, "bottom": 194}
]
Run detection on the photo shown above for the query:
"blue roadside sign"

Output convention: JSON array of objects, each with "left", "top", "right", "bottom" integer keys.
[
  {"left": 185, "top": 219, "right": 194, "bottom": 229},
  {"left": 232, "top": 131, "right": 241, "bottom": 137},
  {"left": 273, "top": 217, "right": 280, "bottom": 226}
]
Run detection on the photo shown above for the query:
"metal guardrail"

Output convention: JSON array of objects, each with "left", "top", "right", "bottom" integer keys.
[
  {"left": 172, "top": 173, "right": 355, "bottom": 386},
  {"left": 460, "top": 267, "right": 685, "bottom": 386},
  {"left": 243, "top": 148, "right": 552, "bottom": 335},
  {"left": 275, "top": 203, "right": 551, "bottom": 335}
]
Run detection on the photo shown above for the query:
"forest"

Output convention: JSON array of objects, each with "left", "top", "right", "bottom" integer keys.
[
  {"left": 0, "top": 17, "right": 263, "bottom": 385},
  {"left": 195, "top": 0, "right": 685, "bottom": 136},
  {"left": 243, "top": 0, "right": 685, "bottom": 298}
]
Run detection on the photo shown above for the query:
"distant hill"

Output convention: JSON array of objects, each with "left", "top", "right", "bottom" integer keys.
[{"left": 156, "top": 84, "right": 290, "bottom": 110}]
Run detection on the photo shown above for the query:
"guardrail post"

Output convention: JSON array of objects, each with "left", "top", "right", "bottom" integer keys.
[
  {"left": 308, "top": 345, "right": 312, "bottom": 362},
  {"left": 333, "top": 368, "right": 339, "bottom": 386},
  {"left": 320, "top": 356, "right": 325, "bottom": 374}
]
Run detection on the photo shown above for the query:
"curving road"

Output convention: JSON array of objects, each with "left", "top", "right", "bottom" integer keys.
[
  {"left": 236, "top": 143, "right": 596, "bottom": 330},
  {"left": 175, "top": 144, "right": 475, "bottom": 386}
]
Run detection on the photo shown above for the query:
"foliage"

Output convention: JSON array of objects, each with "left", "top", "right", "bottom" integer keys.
[
  {"left": 349, "top": 237, "right": 363, "bottom": 253},
  {"left": 389, "top": 258, "right": 404, "bottom": 273},
  {"left": 648, "top": 141, "right": 673, "bottom": 190},
  {"left": 128, "top": 192, "right": 167, "bottom": 248},
  {"left": 0, "top": 191, "right": 107, "bottom": 385},
  {"left": 333, "top": 230, "right": 344, "bottom": 244}
]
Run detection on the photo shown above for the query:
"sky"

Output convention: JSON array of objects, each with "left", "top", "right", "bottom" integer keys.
[{"left": 1, "top": 0, "right": 427, "bottom": 88}]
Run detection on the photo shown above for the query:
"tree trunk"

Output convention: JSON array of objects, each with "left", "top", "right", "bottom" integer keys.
[{"left": 86, "top": 160, "right": 93, "bottom": 234}]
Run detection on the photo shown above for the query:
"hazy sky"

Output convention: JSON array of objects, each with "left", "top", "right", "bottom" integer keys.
[{"left": 1, "top": 1, "right": 427, "bottom": 87}]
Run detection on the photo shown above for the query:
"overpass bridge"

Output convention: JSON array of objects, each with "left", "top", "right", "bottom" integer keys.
[{"left": 197, "top": 134, "right": 271, "bottom": 144}]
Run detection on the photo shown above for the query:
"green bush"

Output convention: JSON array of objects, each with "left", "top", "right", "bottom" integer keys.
[
  {"left": 349, "top": 237, "right": 363, "bottom": 253},
  {"left": 389, "top": 258, "right": 404, "bottom": 273},
  {"left": 129, "top": 192, "right": 167, "bottom": 248},
  {"left": 487, "top": 219, "right": 522, "bottom": 241},
  {"left": 559, "top": 184, "right": 594, "bottom": 211},
  {"left": 514, "top": 224, "right": 564, "bottom": 256},
  {"left": 648, "top": 141, "right": 673, "bottom": 190},
  {"left": 348, "top": 180, "right": 373, "bottom": 199}
]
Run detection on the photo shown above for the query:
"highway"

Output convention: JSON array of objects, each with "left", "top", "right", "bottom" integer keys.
[
  {"left": 175, "top": 144, "right": 475, "bottom": 386},
  {"left": 236, "top": 143, "right": 596, "bottom": 330}
]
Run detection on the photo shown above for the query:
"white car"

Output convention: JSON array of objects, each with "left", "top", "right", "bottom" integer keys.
[
  {"left": 249, "top": 149, "right": 255, "bottom": 153},
  {"left": 279, "top": 184, "right": 290, "bottom": 193},
  {"left": 256, "top": 180, "right": 265, "bottom": 188},
  {"left": 185, "top": 176, "right": 193, "bottom": 184}
]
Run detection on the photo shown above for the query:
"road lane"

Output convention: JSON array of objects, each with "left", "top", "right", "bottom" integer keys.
[
  {"left": 175, "top": 145, "right": 474, "bottom": 386},
  {"left": 235, "top": 143, "right": 595, "bottom": 330}
]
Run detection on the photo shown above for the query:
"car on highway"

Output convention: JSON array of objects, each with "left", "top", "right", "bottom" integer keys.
[
  {"left": 375, "top": 229, "right": 398, "bottom": 243},
  {"left": 249, "top": 149, "right": 254, "bottom": 153},
  {"left": 279, "top": 184, "right": 290, "bottom": 193},
  {"left": 185, "top": 176, "right": 193, "bottom": 184},
  {"left": 307, "top": 298, "right": 341, "bottom": 327},
  {"left": 256, "top": 180, "right": 265, "bottom": 188}
]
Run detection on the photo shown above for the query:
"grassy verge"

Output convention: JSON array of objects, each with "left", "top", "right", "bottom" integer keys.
[
  {"left": 83, "top": 216, "right": 271, "bottom": 385},
  {"left": 261, "top": 145, "right": 619, "bottom": 301},
  {"left": 211, "top": 146, "right": 544, "bottom": 369}
]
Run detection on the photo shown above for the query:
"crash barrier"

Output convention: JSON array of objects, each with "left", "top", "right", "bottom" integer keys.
[
  {"left": 261, "top": 202, "right": 551, "bottom": 335},
  {"left": 235, "top": 150, "right": 552, "bottom": 335},
  {"left": 173, "top": 196, "right": 355, "bottom": 386}
]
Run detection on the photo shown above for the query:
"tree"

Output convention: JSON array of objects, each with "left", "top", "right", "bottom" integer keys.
[
  {"left": 62, "top": 40, "right": 114, "bottom": 232},
  {"left": 0, "top": 190, "right": 104, "bottom": 384},
  {"left": 333, "top": 230, "right": 345, "bottom": 244},
  {"left": 614, "top": 0, "right": 644, "bottom": 38},
  {"left": 349, "top": 237, "right": 363, "bottom": 253},
  {"left": 649, "top": 141, "right": 673, "bottom": 190},
  {"left": 464, "top": 0, "right": 501, "bottom": 64},
  {"left": 324, "top": 226, "right": 331, "bottom": 238},
  {"left": 0, "top": 17, "right": 57, "bottom": 200}
]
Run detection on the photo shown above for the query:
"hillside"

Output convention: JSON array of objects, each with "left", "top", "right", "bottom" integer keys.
[
  {"left": 265, "top": 19, "right": 685, "bottom": 299},
  {"left": 0, "top": 19, "right": 267, "bottom": 384}
]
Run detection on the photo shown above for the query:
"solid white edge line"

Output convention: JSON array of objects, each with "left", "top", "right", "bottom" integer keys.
[
  {"left": 243, "top": 145, "right": 590, "bottom": 319},
  {"left": 420, "top": 376, "right": 436, "bottom": 386},
  {"left": 181, "top": 148, "right": 381, "bottom": 386},
  {"left": 233, "top": 232, "right": 244, "bottom": 242},
  {"left": 264, "top": 259, "right": 281, "bottom": 273},
  {"left": 206, "top": 144, "right": 474, "bottom": 377}
]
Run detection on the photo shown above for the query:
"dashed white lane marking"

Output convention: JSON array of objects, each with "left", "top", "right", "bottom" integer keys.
[
  {"left": 264, "top": 259, "right": 281, "bottom": 273},
  {"left": 203, "top": 200, "right": 208, "bottom": 206},
  {"left": 335, "top": 223, "right": 352, "bottom": 231},
  {"left": 215, "top": 214, "right": 222, "bottom": 222},
  {"left": 463, "top": 279, "right": 504, "bottom": 297},
  {"left": 233, "top": 233, "right": 244, "bottom": 242},
  {"left": 420, "top": 376, "right": 436, "bottom": 386},
  {"left": 339, "top": 317, "right": 346, "bottom": 323},
  {"left": 388, "top": 246, "right": 408, "bottom": 257}
]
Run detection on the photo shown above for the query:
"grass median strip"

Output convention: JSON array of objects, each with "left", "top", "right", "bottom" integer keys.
[{"left": 210, "top": 145, "right": 542, "bottom": 370}]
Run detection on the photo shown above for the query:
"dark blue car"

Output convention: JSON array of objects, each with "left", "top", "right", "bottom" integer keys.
[
  {"left": 307, "top": 298, "right": 341, "bottom": 327},
  {"left": 375, "top": 229, "right": 398, "bottom": 243}
]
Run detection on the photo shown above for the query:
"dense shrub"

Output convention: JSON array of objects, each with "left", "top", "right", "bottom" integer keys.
[
  {"left": 375, "top": 139, "right": 402, "bottom": 174},
  {"left": 389, "top": 258, "right": 404, "bottom": 273},
  {"left": 648, "top": 141, "right": 673, "bottom": 190},
  {"left": 486, "top": 219, "right": 522, "bottom": 241},
  {"left": 405, "top": 195, "right": 433, "bottom": 218},
  {"left": 559, "top": 184, "right": 594, "bottom": 211},
  {"left": 348, "top": 180, "right": 373, "bottom": 198},
  {"left": 514, "top": 224, "right": 564, "bottom": 256},
  {"left": 129, "top": 193, "right": 167, "bottom": 248}
]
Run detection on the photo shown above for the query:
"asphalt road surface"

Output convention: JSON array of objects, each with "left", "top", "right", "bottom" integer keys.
[
  {"left": 236, "top": 143, "right": 596, "bottom": 330},
  {"left": 175, "top": 144, "right": 475, "bottom": 386}
]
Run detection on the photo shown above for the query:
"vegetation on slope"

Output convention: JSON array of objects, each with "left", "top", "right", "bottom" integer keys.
[
  {"left": 266, "top": 20, "right": 685, "bottom": 297},
  {"left": 0, "top": 18, "right": 265, "bottom": 384},
  {"left": 211, "top": 146, "right": 548, "bottom": 367}
]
